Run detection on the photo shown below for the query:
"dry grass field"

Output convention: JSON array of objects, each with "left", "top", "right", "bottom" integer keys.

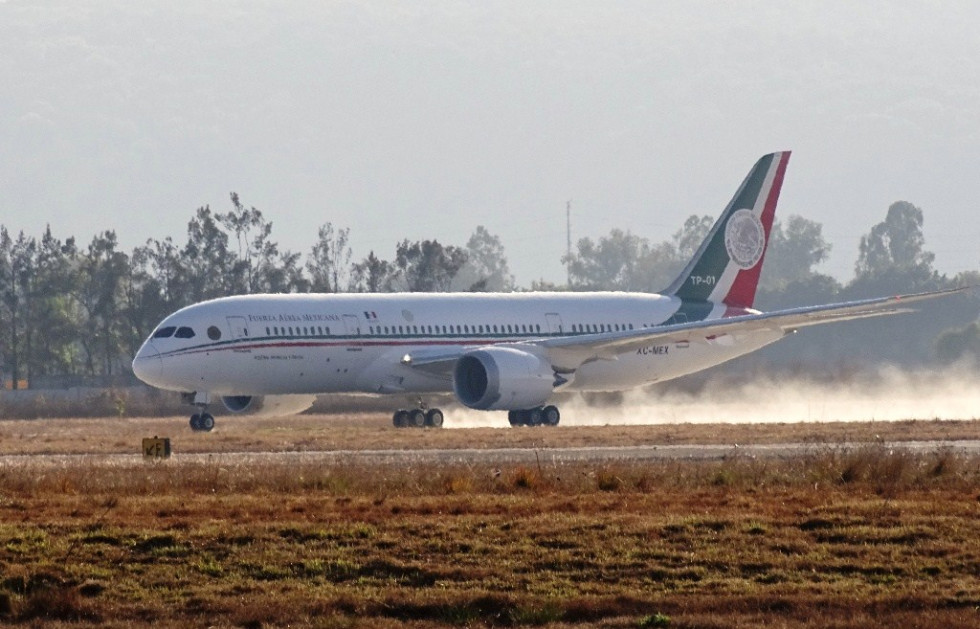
[{"left": 0, "top": 414, "right": 978, "bottom": 627}]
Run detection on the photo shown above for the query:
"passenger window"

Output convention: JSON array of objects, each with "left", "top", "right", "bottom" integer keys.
[
  {"left": 175, "top": 326, "right": 195, "bottom": 339},
  {"left": 207, "top": 326, "right": 222, "bottom": 340},
  {"left": 152, "top": 326, "right": 176, "bottom": 339}
]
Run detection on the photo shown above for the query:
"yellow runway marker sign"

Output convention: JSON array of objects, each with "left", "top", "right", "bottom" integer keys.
[{"left": 142, "top": 437, "right": 171, "bottom": 459}]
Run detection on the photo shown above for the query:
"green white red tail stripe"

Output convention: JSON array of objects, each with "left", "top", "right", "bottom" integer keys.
[{"left": 665, "top": 151, "right": 790, "bottom": 310}]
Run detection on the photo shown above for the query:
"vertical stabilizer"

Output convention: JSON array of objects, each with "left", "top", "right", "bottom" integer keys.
[{"left": 664, "top": 151, "right": 790, "bottom": 309}]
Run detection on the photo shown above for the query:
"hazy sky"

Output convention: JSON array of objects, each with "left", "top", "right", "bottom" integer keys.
[{"left": 2, "top": 1, "right": 978, "bottom": 287}]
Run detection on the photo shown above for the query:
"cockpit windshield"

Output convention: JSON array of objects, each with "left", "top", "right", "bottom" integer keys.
[
  {"left": 174, "top": 327, "right": 196, "bottom": 339},
  {"left": 152, "top": 326, "right": 176, "bottom": 339}
]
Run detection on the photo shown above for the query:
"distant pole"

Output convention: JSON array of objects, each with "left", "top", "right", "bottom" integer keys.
[{"left": 566, "top": 200, "right": 572, "bottom": 286}]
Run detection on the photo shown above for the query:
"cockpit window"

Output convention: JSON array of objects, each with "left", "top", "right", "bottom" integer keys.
[
  {"left": 174, "top": 326, "right": 196, "bottom": 339},
  {"left": 152, "top": 326, "right": 176, "bottom": 339}
]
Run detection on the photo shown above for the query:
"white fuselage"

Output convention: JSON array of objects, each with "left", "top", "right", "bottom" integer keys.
[{"left": 132, "top": 291, "right": 783, "bottom": 400}]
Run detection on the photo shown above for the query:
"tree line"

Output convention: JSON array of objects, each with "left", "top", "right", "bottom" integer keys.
[
  {"left": 0, "top": 195, "right": 976, "bottom": 389},
  {"left": 0, "top": 195, "right": 516, "bottom": 388}
]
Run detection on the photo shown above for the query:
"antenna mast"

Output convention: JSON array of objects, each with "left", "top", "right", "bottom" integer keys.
[{"left": 565, "top": 200, "right": 572, "bottom": 286}]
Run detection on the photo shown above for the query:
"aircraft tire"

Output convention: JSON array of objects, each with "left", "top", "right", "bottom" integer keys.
[
  {"left": 508, "top": 410, "right": 523, "bottom": 427},
  {"left": 425, "top": 408, "right": 444, "bottom": 428},
  {"left": 189, "top": 414, "right": 201, "bottom": 431},
  {"left": 199, "top": 413, "right": 215, "bottom": 432},
  {"left": 393, "top": 409, "right": 409, "bottom": 428},
  {"left": 527, "top": 408, "right": 543, "bottom": 427},
  {"left": 542, "top": 405, "right": 560, "bottom": 426},
  {"left": 409, "top": 409, "right": 426, "bottom": 428}
]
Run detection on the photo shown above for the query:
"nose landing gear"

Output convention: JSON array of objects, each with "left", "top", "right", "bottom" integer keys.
[
  {"left": 190, "top": 412, "right": 215, "bottom": 432},
  {"left": 182, "top": 391, "right": 215, "bottom": 432}
]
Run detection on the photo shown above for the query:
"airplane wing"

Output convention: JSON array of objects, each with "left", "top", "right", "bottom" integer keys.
[
  {"left": 400, "top": 287, "right": 968, "bottom": 375},
  {"left": 535, "top": 287, "right": 968, "bottom": 371}
]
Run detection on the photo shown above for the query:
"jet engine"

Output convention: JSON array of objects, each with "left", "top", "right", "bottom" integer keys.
[
  {"left": 220, "top": 394, "right": 317, "bottom": 417},
  {"left": 453, "top": 347, "right": 555, "bottom": 410}
]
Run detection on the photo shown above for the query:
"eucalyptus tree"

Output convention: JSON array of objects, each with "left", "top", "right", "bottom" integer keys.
[
  {"left": 220, "top": 193, "right": 307, "bottom": 294},
  {"left": 75, "top": 231, "right": 130, "bottom": 376},
  {"left": 351, "top": 251, "right": 393, "bottom": 293},
  {"left": 453, "top": 226, "right": 515, "bottom": 292},
  {"left": 390, "top": 239, "right": 467, "bottom": 292},
  {"left": 307, "top": 222, "right": 353, "bottom": 293}
]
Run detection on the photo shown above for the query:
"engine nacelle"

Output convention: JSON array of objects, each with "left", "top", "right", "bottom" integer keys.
[
  {"left": 453, "top": 347, "right": 555, "bottom": 410},
  {"left": 220, "top": 394, "right": 316, "bottom": 417}
]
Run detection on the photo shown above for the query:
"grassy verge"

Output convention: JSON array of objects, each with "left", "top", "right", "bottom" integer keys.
[
  {"left": 1, "top": 446, "right": 979, "bottom": 627},
  {"left": 0, "top": 414, "right": 978, "bottom": 456}
]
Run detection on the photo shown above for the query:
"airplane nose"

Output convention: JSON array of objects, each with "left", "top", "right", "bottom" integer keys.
[{"left": 132, "top": 342, "right": 162, "bottom": 385}]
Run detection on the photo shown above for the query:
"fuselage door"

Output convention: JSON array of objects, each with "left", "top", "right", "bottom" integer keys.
[
  {"left": 226, "top": 316, "right": 249, "bottom": 339},
  {"left": 545, "top": 313, "right": 563, "bottom": 335},
  {"left": 343, "top": 314, "right": 361, "bottom": 336}
]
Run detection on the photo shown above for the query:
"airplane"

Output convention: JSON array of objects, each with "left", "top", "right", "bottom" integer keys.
[{"left": 132, "top": 152, "right": 963, "bottom": 431}]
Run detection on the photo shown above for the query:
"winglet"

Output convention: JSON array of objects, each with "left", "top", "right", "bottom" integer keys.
[{"left": 665, "top": 151, "right": 791, "bottom": 309}]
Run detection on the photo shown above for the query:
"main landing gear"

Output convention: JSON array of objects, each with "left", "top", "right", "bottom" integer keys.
[
  {"left": 392, "top": 407, "right": 444, "bottom": 428},
  {"left": 508, "top": 405, "right": 560, "bottom": 427}
]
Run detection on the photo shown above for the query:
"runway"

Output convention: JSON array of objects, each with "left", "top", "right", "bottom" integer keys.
[{"left": 2, "top": 440, "right": 979, "bottom": 468}]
